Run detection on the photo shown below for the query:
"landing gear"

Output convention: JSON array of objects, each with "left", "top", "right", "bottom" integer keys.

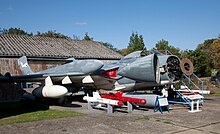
[
  {"left": 57, "top": 96, "right": 69, "bottom": 106},
  {"left": 84, "top": 88, "right": 95, "bottom": 96}
]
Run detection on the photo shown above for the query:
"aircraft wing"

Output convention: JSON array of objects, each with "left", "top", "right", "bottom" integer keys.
[
  {"left": 0, "top": 74, "right": 44, "bottom": 82},
  {"left": 0, "top": 72, "right": 88, "bottom": 84}
]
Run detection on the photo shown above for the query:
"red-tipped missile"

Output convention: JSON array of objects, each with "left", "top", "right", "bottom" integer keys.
[
  {"left": 101, "top": 91, "right": 146, "bottom": 105},
  {"left": 178, "top": 89, "right": 215, "bottom": 95}
]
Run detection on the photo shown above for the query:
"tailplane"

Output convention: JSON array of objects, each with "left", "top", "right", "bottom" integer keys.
[{"left": 18, "top": 56, "right": 33, "bottom": 75}]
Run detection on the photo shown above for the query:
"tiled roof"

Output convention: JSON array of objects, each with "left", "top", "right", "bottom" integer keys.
[{"left": 0, "top": 35, "right": 122, "bottom": 59}]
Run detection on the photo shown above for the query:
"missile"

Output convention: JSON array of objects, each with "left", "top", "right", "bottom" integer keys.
[
  {"left": 178, "top": 89, "right": 215, "bottom": 95},
  {"left": 83, "top": 92, "right": 124, "bottom": 106},
  {"left": 101, "top": 91, "right": 146, "bottom": 105},
  {"left": 123, "top": 92, "right": 160, "bottom": 107}
]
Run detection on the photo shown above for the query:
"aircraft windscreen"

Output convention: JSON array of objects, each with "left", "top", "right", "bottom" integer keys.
[{"left": 123, "top": 51, "right": 142, "bottom": 59}]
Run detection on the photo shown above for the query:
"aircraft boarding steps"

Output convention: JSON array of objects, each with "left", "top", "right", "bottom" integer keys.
[
  {"left": 161, "top": 50, "right": 205, "bottom": 112},
  {"left": 169, "top": 85, "right": 204, "bottom": 112},
  {"left": 179, "top": 90, "right": 204, "bottom": 112}
]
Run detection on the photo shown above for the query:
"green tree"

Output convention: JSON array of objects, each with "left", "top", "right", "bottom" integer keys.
[
  {"left": 102, "top": 42, "right": 118, "bottom": 52},
  {"left": 36, "top": 30, "right": 70, "bottom": 39},
  {"left": 72, "top": 34, "right": 80, "bottom": 40},
  {"left": 153, "top": 39, "right": 180, "bottom": 57},
  {"left": 83, "top": 32, "right": 93, "bottom": 41},
  {"left": 210, "top": 39, "right": 220, "bottom": 68},
  {"left": 188, "top": 49, "right": 211, "bottom": 77},
  {"left": 127, "top": 32, "right": 145, "bottom": 53},
  {"left": 196, "top": 38, "right": 220, "bottom": 69},
  {"left": 118, "top": 48, "right": 130, "bottom": 56},
  {"left": 180, "top": 49, "right": 193, "bottom": 58},
  {"left": 154, "top": 39, "right": 169, "bottom": 50},
  {"left": 0, "top": 27, "right": 33, "bottom": 36}
]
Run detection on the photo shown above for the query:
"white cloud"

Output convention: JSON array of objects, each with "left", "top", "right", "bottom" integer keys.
[
  {"left": 6, "top": 7, "right": 13, "bottom": 11},
  {"left": 0, "top": 6, "right": 13, "bottom": 15},
  {"left": 75, "top": 22, "right": 88, "bottom": 26}
]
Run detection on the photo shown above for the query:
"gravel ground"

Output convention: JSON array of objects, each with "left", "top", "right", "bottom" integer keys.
[{"left": 0, "top": 96, "right": 220, "bottom": 134}]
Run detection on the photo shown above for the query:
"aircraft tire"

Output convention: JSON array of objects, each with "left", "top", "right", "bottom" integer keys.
[{"left": 57, "top": 96, "right": 69, "bottom": 106}]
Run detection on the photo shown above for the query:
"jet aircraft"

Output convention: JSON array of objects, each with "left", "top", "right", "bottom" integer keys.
[
  {"left": 0, "top": 56, "right": 105, "bottom": 100},
  {"left": 100, "top": 50, "right": 190, "bottom": 93},
  {"left": 0, "top": 50, "right": 191, "bottom": 104}
]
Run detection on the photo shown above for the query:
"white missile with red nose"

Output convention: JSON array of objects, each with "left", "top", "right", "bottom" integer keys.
[
  {"left": 178, "top": 89, "right": 215, "bottom": 95},
  {"left": 83, "top": 92, "right": 124, "bottom": 106}
]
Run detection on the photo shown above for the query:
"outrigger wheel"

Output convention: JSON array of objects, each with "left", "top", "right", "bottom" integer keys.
[{"left": 180, "top": 58, "right": 194, "bottom": 76}]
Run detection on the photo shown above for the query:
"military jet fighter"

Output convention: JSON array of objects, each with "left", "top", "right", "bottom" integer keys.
[
  {"left": 100, "top": 50, "right": 190, "bottom": 93},
  {"left": 0, "top": 56, "right": 105, "bottom": 100},
  {"left": 0, "top": 50, "right": 189, "bottom": 104},
  {"left": 0, "top": 52, "right": 160, "bottom": 102}
]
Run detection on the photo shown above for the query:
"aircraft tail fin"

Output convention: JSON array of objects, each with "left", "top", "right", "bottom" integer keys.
[{"left": 18, "top": 56, "right": 33, "bottom": 75}]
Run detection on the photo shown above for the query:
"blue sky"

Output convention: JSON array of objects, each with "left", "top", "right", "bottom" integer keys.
[{"left": 0, "top": 0, "right": 220, "bottom": 50}]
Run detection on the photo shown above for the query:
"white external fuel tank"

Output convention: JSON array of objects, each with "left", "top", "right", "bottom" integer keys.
[
  {"left": 32, "top": 85, "right": 68, "bottom": 98},
  {"left": 42, "top": 85, "right": 68, "bottom": 98}
]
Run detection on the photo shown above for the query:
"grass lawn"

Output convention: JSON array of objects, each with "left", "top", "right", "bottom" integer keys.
[{"left": 0, "top": 101, "right": 83, "bottom": 125}]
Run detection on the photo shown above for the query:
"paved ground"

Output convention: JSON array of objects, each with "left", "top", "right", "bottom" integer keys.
[{"left": 0, "top": 96, "right": 220, "bottom": 134}]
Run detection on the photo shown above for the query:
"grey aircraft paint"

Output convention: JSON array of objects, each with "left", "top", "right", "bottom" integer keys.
[
  {"left": 17, "top": 56, "right": 104, "bottom": 98},
  {"left": 101, "top": 50, "right": 183, "bottom": 92}
]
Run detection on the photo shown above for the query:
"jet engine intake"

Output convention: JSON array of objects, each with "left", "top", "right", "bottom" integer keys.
[
  {"left": 158, "top": 55, "right": 182, "bottom": 83},
  {"left": 166, "top": 56, "right": 182, "bottom": 81}
]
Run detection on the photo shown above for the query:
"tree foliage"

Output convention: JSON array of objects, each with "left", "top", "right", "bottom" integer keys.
[
  {"left": 0, "top": 28, "right": 71, "bottom": 39},
  {"left": 128, "top": 32, "right": 145, "bottom": 52},
  {"left": 187, "top": 48, "right": 212, "bottom": 77},
  {"left": 211, "top": 39, "right": 220, "bottom": 68},
  {"left": 36, "top": 30, "right": 70, "bottom": 39},
  {"left": 196, "top": 38, "right": 220, "bottom": 69},
  {"left": 102, "top": 42, "right": 118, "bottom": 52},
  {"left": 178, "top": 36, "right": 220, "bottom": 77},
  {"left": 153, "top": 39, "right": 181, "bottom": 57},
  {"left": 119, "top": 48, "right": 130, "bottom": 56},
  {"left": 0, "top": 27, "right": 33, "bottom": 36},
  {"left": 119, "top": 32, "right": 145, "bottom": 55},
  {"left": 83, "top": 32, "right": 93, "bottom": 41}
]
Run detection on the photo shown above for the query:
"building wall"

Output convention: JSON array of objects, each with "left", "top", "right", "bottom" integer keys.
[
  {"left": 0, "top": 58, "right": 64, "bottom": 76},
  {"left": 0, "top": 58, "right": 21, "bottom": 76},
  {"left": 0, "top": 58, "right": 64, "bottom": 102},
  {"left": 0, "top": 58, "right": 119, "bottom": 76}
]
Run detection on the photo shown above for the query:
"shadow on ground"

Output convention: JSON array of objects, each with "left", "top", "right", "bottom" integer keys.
[
  {"left": 0, "top": 95, "right": 87, "bottom": 119},
  {"left": 0, "top": 100, "right": 49, "bottom": 119}
]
